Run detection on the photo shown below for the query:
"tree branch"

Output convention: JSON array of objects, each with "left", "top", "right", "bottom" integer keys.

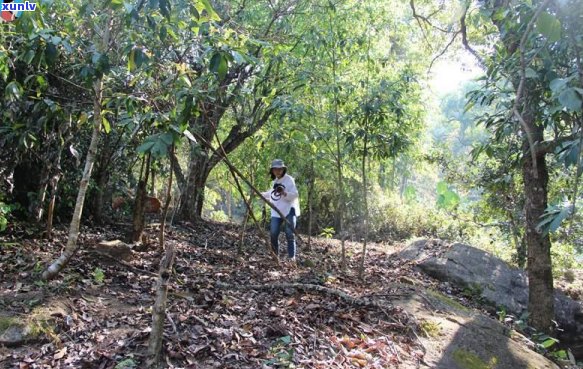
[{"left": 460, "top": 4, "right": 484, "bottom": 67}]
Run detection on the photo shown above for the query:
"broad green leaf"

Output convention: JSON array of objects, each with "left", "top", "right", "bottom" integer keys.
[
  {"left": 5, "top": 81, "right": 23, "bottom": 101},
  {"left": 102, "top": 116, "right": 111, "bottom": 134},
  {"left": 210, "top": 53, "right": 228, "bottom": 80},
  {"left": 537, "top": 204, "right": 573, "bottom": 234},
  {"left": 436, "top": 181, "right": 448, "bottom": 195},
  {"left": 536, "top": 12, "right": 561, "bottom": 43},
  {"left": 128, "top": 49, "right": 136, "bottom": 72},
  {"left": 231, "top": 50, "right": 246, "bottom": 64},
  {"left": 198, "top": 0, "right": 220, "bottom": 21},
  {"left": 110, "top": 0, "right": 124, "bottom": 9},
  {"left": 23, "top": 50, "right": 35, "bottom": 65},
  {"left": 137, "top": 140, "right": 156, "bottom": 153},
  {"left": 558, "top": 88, "right": 582, "bottom": 111},
  {"left": 549, "top": 78, "right": 567, "bottom": 93},
  {"left": 540, "top": 337, "right": 558, "bottom": 349},
  {"left": 525, "top": 68, "right": 537, "bottom": 79}
]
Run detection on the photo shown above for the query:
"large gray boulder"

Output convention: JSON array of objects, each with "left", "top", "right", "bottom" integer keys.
[{"left": 398, "top": 239, "right": 583, "bottom": 358}]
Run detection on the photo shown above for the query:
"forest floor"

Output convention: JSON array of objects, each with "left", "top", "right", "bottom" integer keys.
[{"left": 0, "top": 219, "right": 578, "bottom": 369}]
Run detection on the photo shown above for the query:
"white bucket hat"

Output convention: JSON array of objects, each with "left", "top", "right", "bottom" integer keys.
[{"left": 270, "top": 159, "right": 287, "bottom": 169}]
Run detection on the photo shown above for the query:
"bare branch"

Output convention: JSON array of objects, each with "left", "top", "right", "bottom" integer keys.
[
  {"left": 460, "top": 4, "right": 484, "bottom": 67},
  {"left": 428, "top": 30, "right": 460, "bottom": 72}
]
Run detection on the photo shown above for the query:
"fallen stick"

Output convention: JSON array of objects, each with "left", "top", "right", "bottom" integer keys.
[{"left": 215, "top": 281, "right": 396, "bottom": 312}]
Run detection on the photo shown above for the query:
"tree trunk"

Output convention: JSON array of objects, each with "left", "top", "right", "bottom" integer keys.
[
  {"left": 91, "top": 133, "right": 112, "bottom": 224},
  {"left": 180, "top": 149, "right": 211, "bottom": 220},
  {"left": 42, "top": 13, "right": 112, "bottom": 280},
  {"left": 169, "top": 149, "right": 186, "bottom": 191},
  {"left": 522, "top": 122, "right": 554, "bottom": 333},
  {"left": 146, "top": 241, "right": 175, "bottom": 368},
  {"left": 32, "top": 166, "right": 49, "bottom": 222},
  {"left": 132, "top": 155, "right": 150, "bottom": 243},
  {"left": 358, "top": 133, "right": 369, "bottom": 280},
  {"left": 92, "top": 163, "right": 109, "bottom": 224},
  {"left": 45, "top": 167, "right": 62, "bottom": 238},
  {"left": 307, "top": 161, "right": 315, "bottom": 251}
]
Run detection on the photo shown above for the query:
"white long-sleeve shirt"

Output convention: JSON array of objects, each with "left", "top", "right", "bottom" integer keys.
[{"left": 261, "top": 174, "right": 301, "bottom": 218}]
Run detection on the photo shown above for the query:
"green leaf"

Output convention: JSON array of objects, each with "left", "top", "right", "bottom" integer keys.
[
  {"left": 537, "top": 204, "right": 573, "bottom": 234},
  {"left": 198, "top": 0, "right": 220, "bottom": 21},
  {"left": 23, "top": 50, "right": 35, "bottom": 65},
  {"left": 231, "top": 50, "right": 246, "bottom": 64},
  {"left": 128, "top": 49, "right": 136, "bottom": 72},
  {"left": 138, "top": 133, "right": 173, "bottom": 158},
  {"left": 536, "top": 12, "right": 561, "bottom": 43},
  {"left": 558, "top": 88, "right": 582, "bottom": 111},
  {"left": 160, "top": 25, "right": 167, "bottom": 41},
  {"left": 5, "top": 81, "right": 23, "bottom": 101},
  {"left": 137, "top": 141, "right": 156, "bottom": 153},
  {"left": 549, "top": 78, "right": 567, "bottom": 93},
  {"left": 102, "top": 116, "right": 111, "bottom": 134},
  {"left": 279, "top": 336, "right": 291, "bottom": 345},
  {"left": 540, "top": 337, "right": 558, "bottom": 349},
  {"left": 524, "top": 68, "right": 537, "bottom": 79},
  {"left": 210, "top": 53, "right": 228, "bottom": 80},
  {"left": 436, "top": 181, "right": 448, "bottom": 195}
]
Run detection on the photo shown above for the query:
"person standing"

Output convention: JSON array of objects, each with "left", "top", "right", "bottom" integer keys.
[{"left": 261, "top": 159, "right": 300, "bottom": 261}]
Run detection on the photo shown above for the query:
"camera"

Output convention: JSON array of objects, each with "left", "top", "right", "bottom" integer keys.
[{"left": 273, "top": 183, "right": 285, "bottom": 194}]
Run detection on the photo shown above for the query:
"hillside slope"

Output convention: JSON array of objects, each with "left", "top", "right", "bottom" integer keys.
[{"left": 0, "top": 221, "right": 565, "bottom": 368}]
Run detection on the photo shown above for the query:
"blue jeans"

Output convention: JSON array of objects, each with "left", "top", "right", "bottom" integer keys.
[{"left": 270, "top": 209, "right": 296, "bottom": 258}]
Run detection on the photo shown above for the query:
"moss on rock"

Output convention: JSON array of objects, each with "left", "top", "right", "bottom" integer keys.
[{"left": 452, "top": 348, "right": 497, "bottom": 369}]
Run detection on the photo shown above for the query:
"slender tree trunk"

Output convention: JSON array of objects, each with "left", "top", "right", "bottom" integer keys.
[
  {"left": 132, "top": 154, "right": 150, "bottom": 243},
  {"left": 45, "top": 169, "right": 61, "bottom": 238},
  {"left": 92, "top": 165, "right": 109, "bottom": 224},
  {"left": 147, "top": 148, "right": 175, "bottom": 367},
  {"left": 307, "top": 161, "right": 314, "bottom": 251},
  {"left": 33, "top": 166, "right": 49, "bottom": 222},
  {"left": 522, "top": 119, "right": 554, "bottom": 333},
  {"left": 359, "top": 134, "right": 369, "bottom": 280},
  {"left": 147, "top": 243, "right": 175, "bottom": 368},
  {"left": 327, "top": 8, "right": 347, "bottom": 270},
  {"left": 159, "top": 147, "right": 174, "bottom": 251},
  {"left": 508, "top": 210, "right": 526, "bottom": 268},
  {"left": 92, "top": 133, "right": 112, "bottom": 224},
  {"left": 43, "top": 13, "right": 112, "bottom": 280},
  {"left": 151, "top": 165, "right": 157, "bottom": 198}
]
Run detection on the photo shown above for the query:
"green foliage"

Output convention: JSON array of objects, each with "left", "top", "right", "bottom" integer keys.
[
  {"left": 436, "top": 181, "right": 461, "bottom": 210},
  {"left": 264, "top": 335, "right": 294, "bottom": 367},
  {"left": 92, "top": 267, "right": 105, "bottom": 284},
  {"left": 0, "top": 199, "right": 12, "bottom": 232},
  {"left": 319, "top": 227, "right": 335, "bottom": 239},
  {"left": 537, "top": 202, "right": 573, "bottom": 235},
  {"left": 115, "top": 358, "right": 137, "bottom": 369}
]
